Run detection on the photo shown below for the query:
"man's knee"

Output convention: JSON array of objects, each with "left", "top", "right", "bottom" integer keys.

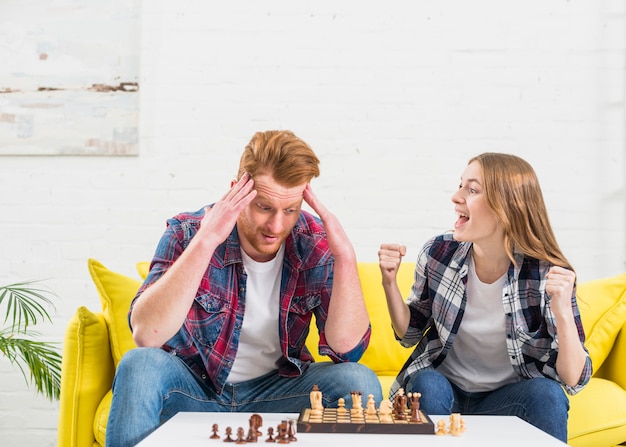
[
  {"left": 336, "top": 362, "right": 380, "bottom": 386},
  {"left": 312, "top": 362, "right": 382, "bottom": 402},
  {"left": 114, "top": 347, "right": 172, "bottom": 386}
]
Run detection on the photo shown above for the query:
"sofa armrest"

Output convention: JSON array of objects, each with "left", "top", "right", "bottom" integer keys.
[
  {"left": 595, "top": 320, "right": 626, "bottom": 390},
  {"left": 58, "top": 306, "right": 115, "bottom": 447}
]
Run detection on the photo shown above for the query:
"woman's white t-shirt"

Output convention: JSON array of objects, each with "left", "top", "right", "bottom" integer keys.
[{"left": 437, "top": 256, "right": 520, "bottom": 392}]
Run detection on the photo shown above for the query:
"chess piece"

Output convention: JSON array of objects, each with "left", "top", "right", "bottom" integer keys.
[
  {"left": 265, "top": 427, "right": 276, "bottom": 443},
  {"left": 435, "top": 419, "right": 447, "bottom": 435},
  {"left": 246, "top": 426, "right": 258, "bottom": 442},
  {"left": 235, "top": 427, "right": 246, "bottom": 444},
  {"left": 365, "top": 393, "right": 378, "bottom": 421},
  {"left": 287, "top": 420, "right": 297, "bottom": 442},
  {"left": 350, "top": 391, "right": 363, "bottom": 417},
  {"left": 250, "top": 413, "right": 263, "bottom": 436},
  {"left": 366, "top": 394, "right": 377, "bottom": 414},
  {"left": 310, "top": 384, "right": 323, "bottom": 417},
  {"left": 223, "top": 427, "right": 234, "bottom": 442},
  {"left": 408, "top": 392, "right": 422, "bottom": 422},
  {"left": 378, "top": 399, "right": 393, "bottom": 423},
  {"left": 394, "top": 388, "right": 407, "bottom": 420},
  {"left": 449, "top": 413, "right": 462, "bottom": 436},
  {"left": 276, "top": 421, "right": 290, "bottom": 444},
  {"left": 337, "top": 397, "right": 347, "bottom": 415},
  {"left": 308, "top": 387, "right": 323, "bottom": 423},
  {"left": 211, "top": 423, "right": 220, "bottom": 439},
  {"left": 310, "top": 385, "right": 324, "bottom": 416}
]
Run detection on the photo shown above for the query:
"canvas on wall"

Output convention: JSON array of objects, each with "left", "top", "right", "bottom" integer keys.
[{"left": 0, "top": 0, "right": 140, "bottom": 156}]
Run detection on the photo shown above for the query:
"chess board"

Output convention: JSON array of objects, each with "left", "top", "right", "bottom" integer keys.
[{"left": 296, "top": 408, "right": 435, "bottom": 434}]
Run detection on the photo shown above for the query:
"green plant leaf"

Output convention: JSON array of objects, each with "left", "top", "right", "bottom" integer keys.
[
  {"left": 0, "top": 281, "right": 56, "bottom": 333},
  {"left": 0, "top": 281, "right": 61, "bottom": 400},
  {"left": 0, "top": 330, "right": 62, "bottom": 400}
]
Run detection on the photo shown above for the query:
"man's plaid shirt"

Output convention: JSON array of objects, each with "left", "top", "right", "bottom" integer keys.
[{"left": 131, "top": 207, "right": 370, "bottom": 394}]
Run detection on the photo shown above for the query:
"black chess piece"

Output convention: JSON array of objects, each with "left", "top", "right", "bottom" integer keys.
[
  {"left": 246, "top": 426, "right": 258, "bottom": 442},
  {"left": 287, "top": 420, "right": 297, "bottom": 442},
  {"left": 250, "top": 413, "right": 263, "bottom": 437},
  {"left": 276, "top": 421, "right": 290, "bottom": 444},
  {"left": 223, "top": 426, "right": 234, "bottom": 442},
  {"left": 235, "top": 427, "right": 246, "bottom": 444},
  {"left": 210, "top": 423, "right": 221, "bottom": 439}
]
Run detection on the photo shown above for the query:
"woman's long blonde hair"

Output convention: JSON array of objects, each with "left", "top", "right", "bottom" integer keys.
[{"left": 471, "top": 152, "right": 573, "bottom": 270}]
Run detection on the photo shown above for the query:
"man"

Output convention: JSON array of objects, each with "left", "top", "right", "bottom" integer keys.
[{"left": 106, "top": 130, "right": 382, "bottom": 446}]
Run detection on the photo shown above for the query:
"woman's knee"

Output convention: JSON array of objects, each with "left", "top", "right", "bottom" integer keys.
[
  {"left": 406, "top": 369, "right": 451, "bottom": 393},
  {"left": 516, "top": 378, "right": 568, "bottom": 442},
  {"left": 523, "top": 378, "right": 569, "bottom": 413},
  {"left": 405, "top": 369, "right": 454, "bottom": 414}
]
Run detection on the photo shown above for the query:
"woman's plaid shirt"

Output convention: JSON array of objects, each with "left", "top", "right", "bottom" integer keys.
[{"left": 389, "top": 233, "right": 592, "bottom": 399}]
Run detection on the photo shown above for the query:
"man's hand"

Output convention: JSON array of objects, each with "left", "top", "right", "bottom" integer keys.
[
  {"left": 303, "top": 184, "right": 354, "bottom": 260},
  {"left": 131, "top": 173, "right": 256, "bottom": 348},
  {"left": 199, "top": 172, "right": 257, "bottom": 243},
  {"left": 303, "top": 183, "right": 367, "bottom": 354},
  {"left": 378, "top": 243, "right": 407, "bottom": 285}
]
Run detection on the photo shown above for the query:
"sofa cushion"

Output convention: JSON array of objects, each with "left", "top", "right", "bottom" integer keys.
[
  {"left": 87, "top": 258, "right": 141, "bottom": 367},
  {"left": 595, "top": 319, "right": 626, "bottom": 390},
  {"left": 576, "top": 273, "right": 626, "bottom": 370},
  {"left": 305, "top": 262, "right": 414, "bottom": 393},
  {"left": 58, "top": 306, "right": 115, "bottom": 447},
  {"left": 355, "top": 263, "right": 415, "bottom": 376},
  {"left": 136, "top": 261, "right": 150, "bottom": 279},
  {"left": 94, "top": 390, "right": 112, "bottom": 446},
  {"left": 567, "top": 377, "right": 626, "bottom": 447}
]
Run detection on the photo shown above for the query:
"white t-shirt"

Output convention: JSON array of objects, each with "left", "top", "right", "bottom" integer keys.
[
  {"left": 226, "top": 244, "right": 284, "bottom": 383},
  {"left": 437, "top": 256, "right": 520, "bottom": 392}
]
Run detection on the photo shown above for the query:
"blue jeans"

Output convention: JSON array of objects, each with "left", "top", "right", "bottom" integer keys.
[
  {"left": 403, "top": 369, "right": 569, "bottom": 442},
  {"left": 106, "top": 347, "right": 382, "bottom": 447}
]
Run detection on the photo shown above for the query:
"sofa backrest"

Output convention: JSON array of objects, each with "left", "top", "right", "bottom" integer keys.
[
  {"left": 305, "top": 262, "right": 415, "bottom": 376},
  {"left": 575, "top": 273, "right": 626, "bottom": 372},
  {"left": 91, "top": 258, "right": 417, "bottom": 377}
]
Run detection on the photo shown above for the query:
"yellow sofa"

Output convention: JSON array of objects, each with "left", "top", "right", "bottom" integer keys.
[{"left": 58, "top": 259, "right": 626, "bottom": 447}]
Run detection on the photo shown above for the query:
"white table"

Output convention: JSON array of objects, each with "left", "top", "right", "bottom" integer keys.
[{"left": 137, "top": 412, "right": 569, "bottom": 446}]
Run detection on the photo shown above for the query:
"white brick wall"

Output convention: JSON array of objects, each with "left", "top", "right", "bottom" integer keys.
[{"left": 1, "top": 1, "right": 624, "bottom": 445}]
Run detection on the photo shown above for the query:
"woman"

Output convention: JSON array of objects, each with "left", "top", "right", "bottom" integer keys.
[{"left": 378, "top": 153, "right": 591, "bottom": 442}]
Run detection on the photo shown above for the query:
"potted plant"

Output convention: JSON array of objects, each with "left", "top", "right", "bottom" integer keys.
[{"left": 0, "top": 280, "right": 62, "bottom": 400}]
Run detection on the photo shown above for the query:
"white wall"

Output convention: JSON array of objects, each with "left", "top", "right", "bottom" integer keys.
[{"left": 1, "top": 1, "right": 624, "bottom": 445}]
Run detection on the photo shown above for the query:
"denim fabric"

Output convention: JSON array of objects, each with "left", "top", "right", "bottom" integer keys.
[
  {"left": 404, "top": 369, "right": 569, "bottom": 442},
  {"left": 106, "top": 347, "right": 382, "bottom": 447}
]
